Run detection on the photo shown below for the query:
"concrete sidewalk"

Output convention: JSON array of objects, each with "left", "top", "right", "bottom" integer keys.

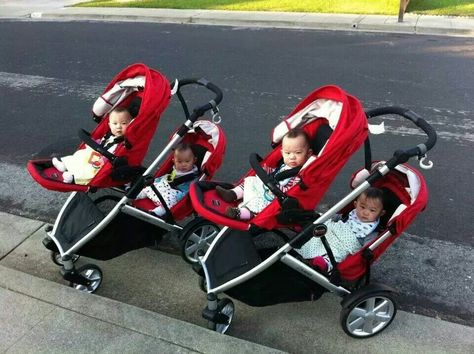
[
  {"left": 0, "top": 212, "right": 281, "bottom": 353},
  {"left": 1, "top": 211, "right": 473, "bottom": 353},
  {"left": 0, "top": 2, "right": 473, "bottom": 37}
]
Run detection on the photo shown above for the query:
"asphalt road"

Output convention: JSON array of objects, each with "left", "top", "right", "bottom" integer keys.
[{"left": 0, "top": 20, "right": 473, "bottom": 327}]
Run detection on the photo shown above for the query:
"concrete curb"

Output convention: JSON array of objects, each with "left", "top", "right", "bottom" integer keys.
[
  {"left": 25, "top": 8, "right": 474, "bottom": 37},
  {"left": 0, "top": 264, "right": 283, "bottom": 353}
]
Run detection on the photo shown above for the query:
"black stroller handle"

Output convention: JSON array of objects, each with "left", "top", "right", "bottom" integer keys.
[
  {"left": 172, "top": 78, "right": 223, "bottom": 123},
  {"left": 249, "top": 153, "right": 287, "bottom": 200},
  {"left": 365, "top": 107, "right": 437, "bottom": 167}
]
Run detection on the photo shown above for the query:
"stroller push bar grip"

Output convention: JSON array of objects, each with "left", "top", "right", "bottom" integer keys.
[
  {"left": 173, "top": 78, "right": 223, "bottom": 116},
  {"left": 365, "top": 106, "right": 437, "bottom": 165}
]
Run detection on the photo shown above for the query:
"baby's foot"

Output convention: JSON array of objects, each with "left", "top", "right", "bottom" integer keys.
[
  {"left": 152, "top": 205, "right": 166, "bottom": 216},
  {"left": 52, "top": 157, "right": 66, "bottom": 172},
  {"left": 225, "top": 207, "right": 252, "bottom": 220},
  {"left": 62, "top": 171, "right": 74, "bottom": 184},
  {"left": 225, "top": 207, "right": 240, "bottom": 219},
  {"left": 216, "top": 186, "right": 237, "bottom": 202},
  {"left": 310, "top": 256, "right": 329, "bottom": 272}
]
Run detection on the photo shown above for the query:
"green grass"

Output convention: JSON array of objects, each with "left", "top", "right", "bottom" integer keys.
[{"left": 74, "top": 0, "right": 474, "bottom": 17}]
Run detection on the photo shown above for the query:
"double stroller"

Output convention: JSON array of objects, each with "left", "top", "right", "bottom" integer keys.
[
  {"left": 27, "top": 63, "right": 226, "bottom": 293},
  {"left": 182, "top": 85, "right": 437, "bottom": 337}
]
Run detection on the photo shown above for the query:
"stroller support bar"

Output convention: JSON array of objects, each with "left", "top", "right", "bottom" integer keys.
[
  {"left": 121, "top": 205, "right": 182, "bottom": 232},
  {"left": 368, "top": 229, "right": 393, "bottom": 251},
  {"left": 280, "top": 254, "right": 350, "bottom": 297},
  {"left": 206, "top": 242, "right": 293, "bottom": 294}
]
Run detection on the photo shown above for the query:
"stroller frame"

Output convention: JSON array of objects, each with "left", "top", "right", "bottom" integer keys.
[
  {"left": 199, "top": 107, "right": 436, "bottom": 338},
  {"left": 43, "top": 78, "right": 224, "bottom": 293}
]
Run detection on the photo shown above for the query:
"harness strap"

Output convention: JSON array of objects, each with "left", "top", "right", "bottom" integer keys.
[
  {"left": 273, "top": 166, "right": 301, "bottom": 182},
  {"left": 168, "top": 172, "right": 200, "bottom": 188},
  {"left": 149, "top": 183, "right": 175, "bottom": 224}
]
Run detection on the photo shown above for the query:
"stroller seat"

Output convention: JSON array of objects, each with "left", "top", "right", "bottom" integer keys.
[
  {"left": 335, "top": 162, "right": 427, "bottom": 282},
  {"left": 189, "top": 85, "right": 368, "bottom": 231},
  {"left": 27, "top": 63, "right": 171, "bottom": 192},
  {"left": 132, "top": 120, "right": 225, "bottom": 221}
]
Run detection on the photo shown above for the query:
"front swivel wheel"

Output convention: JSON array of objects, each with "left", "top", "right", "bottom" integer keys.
[{"left": 69, "top": 264, "right": 103, "bottom": 294}]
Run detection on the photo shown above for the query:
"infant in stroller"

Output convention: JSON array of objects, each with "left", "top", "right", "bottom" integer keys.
[
  {"left": 135, "top": 142, "right": 199, "bottom": 216},
  {"left": 52, "top": 107, "right": 133, "bottom": 184},
  {"left": 216, "top": 129, "right": 313, "bottom": 220},
  {"left": 296, "top": 187, "right": 386, "bottom": 272}
]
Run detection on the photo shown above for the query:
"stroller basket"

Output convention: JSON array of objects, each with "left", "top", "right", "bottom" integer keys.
[{"left": 44, "top": 192, "right": 161, "bottom": 260}]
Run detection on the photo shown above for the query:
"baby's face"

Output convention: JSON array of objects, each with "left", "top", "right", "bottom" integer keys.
[
  {"left": 174, "top": 149, "right": 196, "bottom": 172},
  {"left": 108, "top": 111, "right": 131, "bottom": 137},
  {"left": 354, "top": 195, "right": 385, "bottom": 223},
  {"left": 281, "top": 136, "right": 312, "bottom": 168}
]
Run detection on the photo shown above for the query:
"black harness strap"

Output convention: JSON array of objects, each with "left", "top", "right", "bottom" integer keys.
[
  {"left": 149, "top": 183, "right": 175, "bottom": 224},
  {"left": 168, "top": 171, "right": 200, "bottom": 189},
  {"left": 273, "top": 166, "right": 301, "bottom": 182}
]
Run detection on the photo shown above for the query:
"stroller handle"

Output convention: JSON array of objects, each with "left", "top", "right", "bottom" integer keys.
[
  {"left": 172, "top": 78, "right": 223, "bottom": 122},
  {"left": 365, "top": 107, "right": 437, "bottom": 167}
]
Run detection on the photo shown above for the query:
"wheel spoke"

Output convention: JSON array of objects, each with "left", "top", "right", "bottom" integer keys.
[
  {"left": 362, "top": 320, "right": 375, "bottom": 334},
  {"left": 187, "top": 233, "right": 202, "bottom": 244},
  {"left": 374, "top": 313, "right": 391, "bottom": 322},
  {"left": 373, "top": 299, "right": 389, "bottom": 312},
  {"left": 366, "top": 297, "right": 376, "bottom": 312},
  {"left": 185, "top": 243, "right": 199, "bottom": 254},
  {"left": 348, "top": 316, "right": 365, "bottom": 331},
  {"left": 204, "top": 230, "right": 218, "bottom": 242},
  {"left": 351, "top": 307, "right": 368, "bottom": 318}
]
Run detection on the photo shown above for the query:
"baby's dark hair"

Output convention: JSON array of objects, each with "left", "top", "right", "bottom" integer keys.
[
  {"left": 284, "top": 128, "right": 311, "bottom": 147},
  {"left": 360, "top": 187, "right": 384, "bottom": 206},
  {"left": 111, "top": 106, "right": 132, "bottom": 120},
  {"left": 174, "top": 142, "right": 195, "bottom": 156}
]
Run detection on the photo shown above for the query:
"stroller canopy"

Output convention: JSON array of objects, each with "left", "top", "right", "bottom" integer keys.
[{"left": 27, "top": 63, "right": 171, "bottom": 192}]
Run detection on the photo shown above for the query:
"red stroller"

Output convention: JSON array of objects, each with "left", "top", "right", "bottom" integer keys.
[
  {"left": 180, "top": 85, "right": 368, "bottom": 262},
  {"left": 27, "top": 64, "right": 226, "bottom": 293},
  {"left": 183, "top": 87, "right": 437, "bottom": 338}
]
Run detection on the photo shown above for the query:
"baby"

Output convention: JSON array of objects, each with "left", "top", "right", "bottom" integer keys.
[
  {"left": 296, "top": 187, "right": 386, "bottom": 272},
  {"left": 136, "top": 143, "right": 198, "bottom": 216},
  {"left": 217, "top": 129, "right": 313, "bottom": 220},
  {"left": 52, "top": 107, "right": 132, "bottom": 185}
]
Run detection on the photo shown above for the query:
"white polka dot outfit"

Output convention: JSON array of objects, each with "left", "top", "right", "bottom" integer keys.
[
  {"left": 136, "top": 166, "right": 198, "bottom": 216},
  {"left": 296, "top": 210, "right": 379, "bottom": 262}
]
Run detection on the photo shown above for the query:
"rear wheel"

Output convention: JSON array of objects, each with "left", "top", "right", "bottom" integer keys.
[
  {"left": 69, "top": 264, "right": 103, "bottom": 294},
  {"left": 180, "top": 218, "right": 220, "bottom": 264},
  {"left": 340, "top": 291, "right": 397, "bottom": 338}
]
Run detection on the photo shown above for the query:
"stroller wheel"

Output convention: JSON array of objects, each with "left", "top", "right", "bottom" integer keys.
[
  {"left": 340, "top": 291, "right": 397, "bottom": 338},
  {"left": 50, "top": 251, "right": 80, "bottom": 266},
  {"left": 180, "top": 218, "right": 220, "bottom": 264},
  {"left": 211, "top": 298, "right": 235, "bottom": 334},
  {"left": 69, "top": 264, "right": 103, "bottom": 294}
]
